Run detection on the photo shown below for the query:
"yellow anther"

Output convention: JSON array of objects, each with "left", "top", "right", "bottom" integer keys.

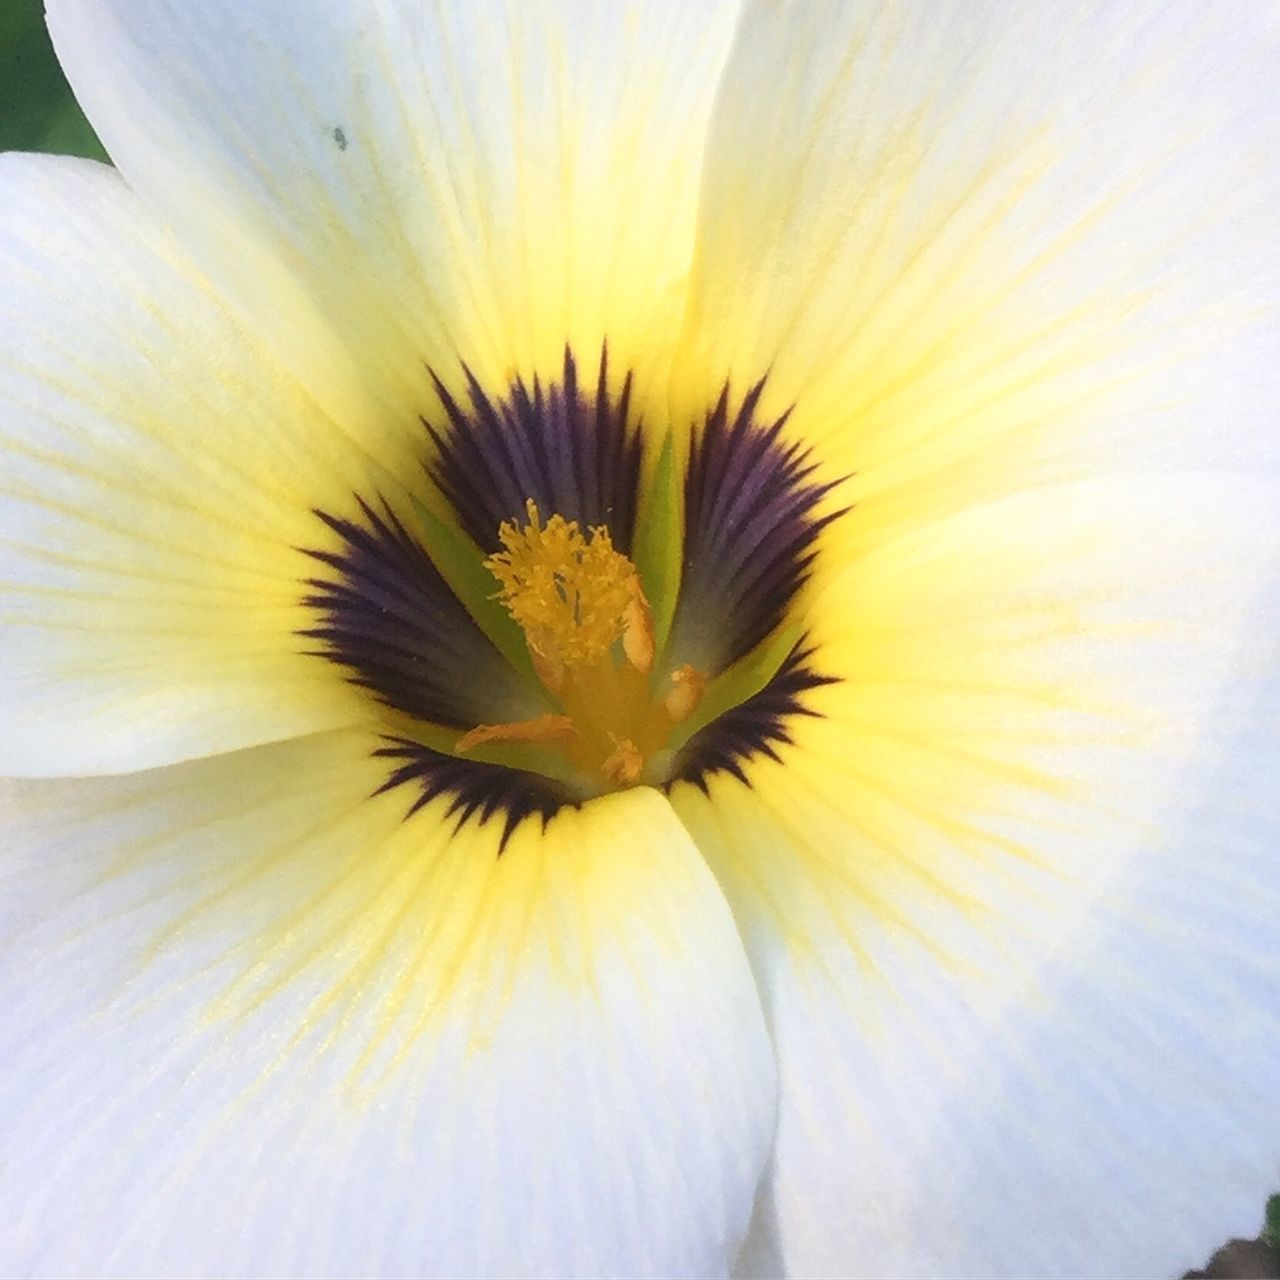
[
  {"left": 456, "top": 713, "right": 577, "bottom": 754},
  {"left": 621, "top": 579, "right": 655, "bottom": 675},
  {"left": 602, "top": 736, "right": 645, "bottom": 786},
  {"left": 664, "top": 664, "right": 707, "bottom": 723},
  {"left": 529, "top": 646, "right": 566, "bottom": 695},
  {"left": 486, "top": 500, "right": 645, "bottom": 670}
]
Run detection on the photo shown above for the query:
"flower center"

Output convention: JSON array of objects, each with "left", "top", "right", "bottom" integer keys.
[
  {"left": 302, "top": 348, "right": 841, "bottom": 845},
  {"left": 455, "top": 500, "right": 706, "bottom": 789}
]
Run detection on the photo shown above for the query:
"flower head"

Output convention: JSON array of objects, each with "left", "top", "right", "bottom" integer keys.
[{"left": 2, "top": 2, "right": 1279, "bottom": 1277}]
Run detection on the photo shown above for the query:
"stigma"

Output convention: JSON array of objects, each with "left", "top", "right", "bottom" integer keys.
[
  {"left": 486, "top": 499, "right": 653, "bottom": 685},
  {"left": 457, "top": 500, "right": 701, "bottom": 791}
]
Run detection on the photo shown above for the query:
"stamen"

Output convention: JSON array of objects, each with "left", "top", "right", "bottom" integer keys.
[
  {"left": 602, "top": 737, "right": 644, "bottom": 786},
  {"left": 664, "top": 664, "right": 707, "bottom": 723},
  {"left": 621, "top": 579, "right": 655, "bottom": 675},
  {"left": 469, "top": 499, "right": 667, "bottom": 790},
  {"left": 456, "top": 713, "right": 577, "bottom": 753},
  {"left": 485, "top": 499, "right": 651, "bottom": 673}
]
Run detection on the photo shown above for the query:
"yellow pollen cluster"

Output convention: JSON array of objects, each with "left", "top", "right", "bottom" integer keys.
[
  {"left": 486, "top": 500, "right": 640, "bottom": 670},
  {"left": 459, "top": 499, "right": 701, "bottom": 794}
]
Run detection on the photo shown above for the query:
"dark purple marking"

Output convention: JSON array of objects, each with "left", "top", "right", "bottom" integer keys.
[
  {"left": 670, "top": 380, "right": 845, "bottom": 675},
  {"left": 426, "top": 345, "right": 642, "bottom": 553},
  {"left": 373, "top": 738, "right": 572, "bottom": 852},
  {"left": 671, "top": 641, "right": 837, "bottom": 790},
  {"left": 300, "top": 496, "right": 537, "bottom": 728}
]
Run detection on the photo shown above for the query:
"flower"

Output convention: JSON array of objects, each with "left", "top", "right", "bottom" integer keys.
[{"left": 2, "top": 1, "right": 1279, "bottom": 1276}]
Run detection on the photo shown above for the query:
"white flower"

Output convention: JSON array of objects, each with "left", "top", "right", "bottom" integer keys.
[{"left": 2, "top": 2, "right": 1279, "bottom": 1277}]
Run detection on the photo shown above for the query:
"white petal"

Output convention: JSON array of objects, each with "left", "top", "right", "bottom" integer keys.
[
  {"left": 676, "top": 1, "right": 1280, "bottom": 545},
  {"left": 673, "top": 475, "right": 1280, "bottom": 1278},
  {"left": 0, "top": 155, "right": 408, "bottom": 775},
  {"left": 0, "top": 732, "right": 775, "bottom": 1278},
  {"left": 48, "top": 0, "right": 743, "bottom": 425}
]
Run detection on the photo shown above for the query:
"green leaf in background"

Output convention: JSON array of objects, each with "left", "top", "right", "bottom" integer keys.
[
  {"left": 1262, "top": 1193, "right": 1280, "bottom": 1250},
  {"left": 1, "top": 0, "right": 108, "bottom": 161}
]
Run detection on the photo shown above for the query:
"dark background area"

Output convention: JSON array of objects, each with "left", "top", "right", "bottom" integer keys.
[{"left": 1, "top": 0, "right": 105, "bottom": 159}]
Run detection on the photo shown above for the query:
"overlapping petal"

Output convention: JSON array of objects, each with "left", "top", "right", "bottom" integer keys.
[
  {"left": 0, "top": 738, "right": 775, "bottom": 1277},
  {"left": 667, "top": 11, "right": 1280, "bottom": 1268},
  {"left": 0, "top": 155, "right": 406, "bottom": 775},
  {"left": 675, "top": 475, "right": 1280, "bottom": 1277},
  {"left": 48, "top": 0, "right": 743, "bottom": 430},
  {"left": 677, "top": 1, "right": 1280, "bottom": 547}
]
